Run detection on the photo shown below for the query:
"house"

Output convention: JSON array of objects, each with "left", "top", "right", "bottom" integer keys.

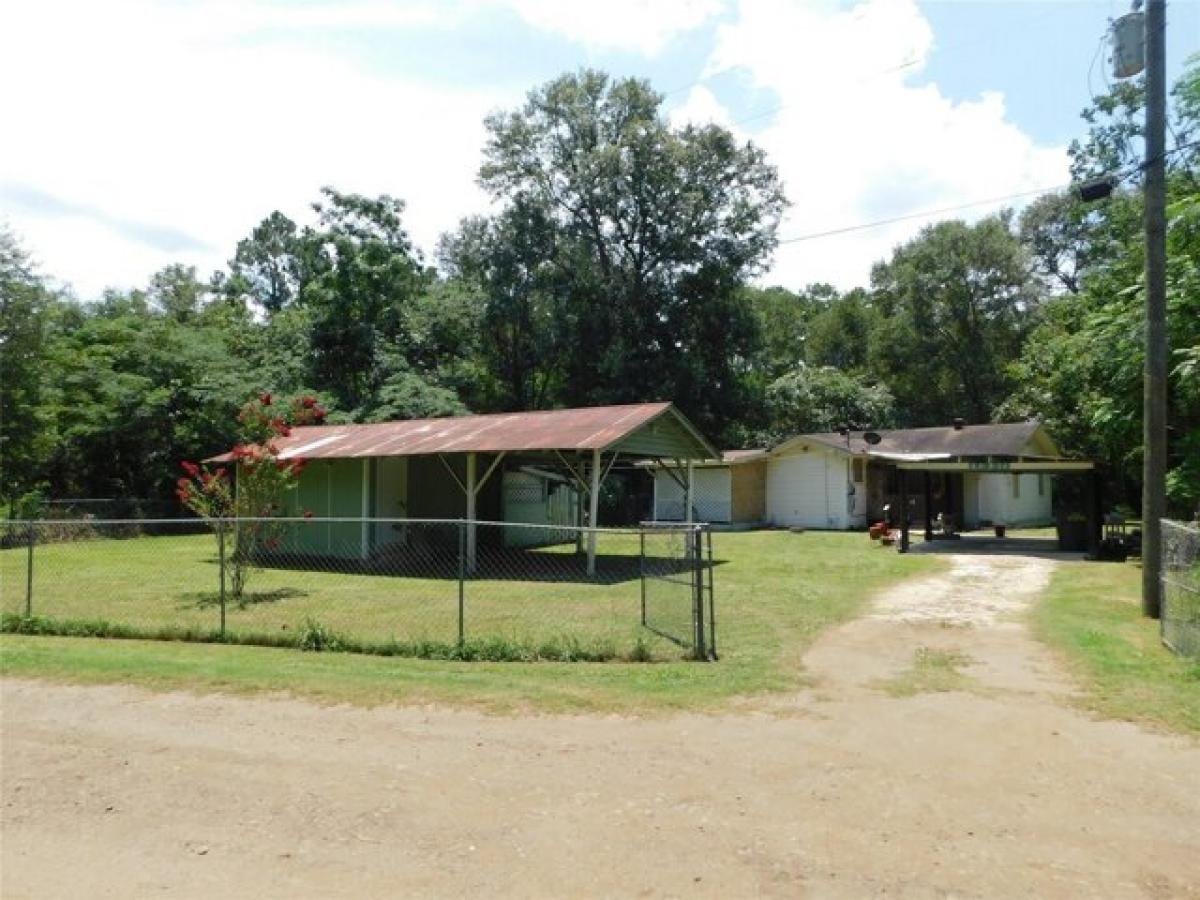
[
  {"left": 652, "top": 422, "right": 1093, "bottom": 532},
  {"left": 211, "top": 401, "right": 717, "bottom": 573}
]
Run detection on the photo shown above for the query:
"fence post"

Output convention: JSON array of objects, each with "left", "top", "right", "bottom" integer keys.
[
  {"left": 457, "top": 520, "right": 466, "bottom": 647},
  {"left": 705, "top": 528, "right": 716, "bottom": 661},
  {"left": 692, "top": 528, "right": 706, "bottom": 661},
  {"left": 639, "top": 530, "right": 647, "bottom": 626},
  {"left": 25, "top": 522, "right": 35, "bottom": 618},
  {"left": 217, "top": 518, "right": 227, "bottom": 638}
]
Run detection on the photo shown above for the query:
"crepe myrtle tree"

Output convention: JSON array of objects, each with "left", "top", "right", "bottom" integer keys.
[{"left": 177, "top": 393, "right": 326, "bottom": 602}]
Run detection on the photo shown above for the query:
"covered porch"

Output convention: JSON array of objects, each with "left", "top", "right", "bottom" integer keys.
[{"left": 888, "top": 457, "right": 1101, "bottom": 556}]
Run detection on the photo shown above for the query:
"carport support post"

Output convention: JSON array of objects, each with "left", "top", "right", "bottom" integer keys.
[
  {"left": 923, "top": 471, "right": 934, "bottom": 542},
  {"left": 587, "top": 448, "right": 601, "bottom": 575},
  {"left": 685, "top": 460, "right": 695, "bottom": 525},
  {"left": 466, "top": 452, "right": 477, "bottom": 573},
  {"left": 899, "top": 469, "right": 910, "bottom": 553}
]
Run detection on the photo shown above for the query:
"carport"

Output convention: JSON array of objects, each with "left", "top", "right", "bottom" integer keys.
[
  {"left": 889, "top": 454, "right": 1101, "bottom": 555},
  {"left": 212, "top": 401, "right": 717, "bottom": 574}
]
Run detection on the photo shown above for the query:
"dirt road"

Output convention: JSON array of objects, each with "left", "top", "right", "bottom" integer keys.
[{"left": 3, "top": 551, "right": 1198, "bottom": 898}]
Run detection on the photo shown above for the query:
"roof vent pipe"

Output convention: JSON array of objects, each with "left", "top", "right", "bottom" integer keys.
[{"left": 952, "top": 418, "right": 965, "bottom": 430}]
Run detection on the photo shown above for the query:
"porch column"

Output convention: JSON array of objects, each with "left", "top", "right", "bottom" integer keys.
[
  {"left": 587, "top": 448, "right": 601, "bottom": 575},
  {"left": 1088, "top": 470, "right": 1103, "bottom": 558},
  {"left": 923, "top": 471, "right": 934, "bottom": 542},
  {"left": 466, "top": 452, "right": 477, "bottom": 572},
  {"left": 899, "top": 469, "right": 910, "bottom": 553}
]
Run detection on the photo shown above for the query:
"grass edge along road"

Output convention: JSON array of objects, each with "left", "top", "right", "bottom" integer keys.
[
  {"left": 1031, "top": 559, "right": 1200, "bottom": 738},
  {"left": 0, "top": 531, "right": 940, "bottom": 715}
]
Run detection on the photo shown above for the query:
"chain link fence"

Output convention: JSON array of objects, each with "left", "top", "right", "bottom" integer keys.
[
  {"left": 1161, "top": 519, "right": 1200, "bottom": 658},
  {"left": 0, "top": 518, "right": 715, "bottom": 662}
]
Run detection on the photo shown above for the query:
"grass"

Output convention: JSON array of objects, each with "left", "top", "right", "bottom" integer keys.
[
  {"left": 0, "top": 530, "right": 940, "bottom": 713},
  {"left": 1031, "top": 559, "right": 1200, "bottom": 737},
  {"left": 875, "top": 646, "right": 975, "bottom": 698}
]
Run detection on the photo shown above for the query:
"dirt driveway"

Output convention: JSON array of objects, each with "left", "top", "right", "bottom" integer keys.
[{"left": 3, "top": 552, "right": 1198, "bottom": 899}]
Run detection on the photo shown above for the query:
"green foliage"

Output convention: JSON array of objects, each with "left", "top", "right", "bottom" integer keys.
[
  {"left": 456, "top": 69, "right": 786, "bottom": 441},
  {"left": 867, "top": 214, "right": 1038, "bottom": 426},
  {"left": 761, "top": 365, "right": 895, "bottom": 445},
  {"left": 0, "top": 230, "right": 60, "bottom": 506},
  {"left": 1003, "top": 57, "right": 1200, "bottom": 514}
]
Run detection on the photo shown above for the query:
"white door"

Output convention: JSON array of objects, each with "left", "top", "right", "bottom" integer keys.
[
  {"left": 767, "top": 452, "right": 830, "bottom": 527},
  {"left": 848, "top": 457, "right": 867, "bottom": 526}
]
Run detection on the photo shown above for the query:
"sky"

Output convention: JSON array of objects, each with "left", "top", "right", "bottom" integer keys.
[{"left": 1, "top": 0, "right": 1197, "bottom": 300}]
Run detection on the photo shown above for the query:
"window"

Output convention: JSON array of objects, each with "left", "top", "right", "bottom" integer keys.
[
  {"left": 1012, "top": 474, "right": 1021, "bottom": 499},
  {"left": 852, "top": 458, "right": 865, "bottom": 484},
  {"left": 1037, "top": 474, "right": 1045, "bottom": 497}
]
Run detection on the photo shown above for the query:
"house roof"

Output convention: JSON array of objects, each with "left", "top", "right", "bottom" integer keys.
[
  {"left": 208, "top": 402, "right": 718, "bottom": 462},
  {"left": 774, "top": 422, "right": 1058, "bottom": 460}
]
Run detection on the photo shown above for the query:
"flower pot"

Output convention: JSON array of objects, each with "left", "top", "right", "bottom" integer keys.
[{"left": 994, "top": 525, "right": 1007, "bottom": 538}]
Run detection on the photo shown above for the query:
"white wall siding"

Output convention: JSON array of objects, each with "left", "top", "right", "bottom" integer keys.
[
  {"left": 766, "top": 447, "right": 849, "bottom": 529},
  {"left": 653, "top": 467, "right": 732, "bottom": 523},
  {"left": 973, "top": 473, "right": 1053, "bottom": 526}
]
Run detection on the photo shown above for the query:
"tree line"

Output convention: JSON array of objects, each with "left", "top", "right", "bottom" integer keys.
[{"left": 2, "top": 62, "right": 1197, "bottom": 517}]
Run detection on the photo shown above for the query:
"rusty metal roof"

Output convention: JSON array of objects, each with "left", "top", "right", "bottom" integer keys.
[{"left": 208, "top": 402, "right": 717, "bottom": 461}]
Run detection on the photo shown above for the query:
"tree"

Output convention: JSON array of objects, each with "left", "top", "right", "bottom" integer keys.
[
  {"left": 0, "top": 229, "right": 59, "bottom": 507},
  {"left": 761, "top": 364, "right": 895, "bottom": 445},
  {"left": 148, "top": 263, "right": 207, "bottom": 322},
  {"left": 805, "top": 288, "right": 874, "bottom": 373},
  {"left": 867, "top": 215, "right": 1039, "bottom": 426},
  {"left": 439, "top": 204, "right": 569, "bottom": 411},
  {"left": 1004, "top": 56, "right": 1200, "bottom": 514},
  {"left": 227, "top": 211, "right": 306, "bottom": 314},
  {"left": 177, "top": 393, "right": 327, "bottom": 602},
  {"left": 463, "top": 69, "right": 786, "bottom": 439}
]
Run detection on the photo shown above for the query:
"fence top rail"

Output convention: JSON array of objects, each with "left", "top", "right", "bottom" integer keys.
[
  {"left": 1162, "top": 518, "right": 1200, "bottom": 534},
  {"left": 2, "top": 516, "right": 711, "bottom": 536}
]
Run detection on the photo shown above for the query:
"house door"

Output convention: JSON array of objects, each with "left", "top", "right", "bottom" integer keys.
[{"left": 848, "top": 457, "right": 867, "bottom": 525}]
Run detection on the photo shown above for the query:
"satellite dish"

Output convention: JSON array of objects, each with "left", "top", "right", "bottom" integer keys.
[{"left": 863, "top": 431, "right": 882, "bottom": 446}]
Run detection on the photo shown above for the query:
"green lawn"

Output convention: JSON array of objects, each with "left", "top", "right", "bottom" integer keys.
[
  {"left": 0, "top": 530, "right": 940, "bottom": 713},
  {"left": 1031, "top": 559, "right": 1200, "bottom": 737}
]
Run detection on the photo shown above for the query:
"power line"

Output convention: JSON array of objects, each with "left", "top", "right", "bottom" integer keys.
[
  {"left": 773, "top": 185, "right": 1063, "bottom": 245},
  {"left": 772, "top": 139, "right": 1199, "bottom": 247}
]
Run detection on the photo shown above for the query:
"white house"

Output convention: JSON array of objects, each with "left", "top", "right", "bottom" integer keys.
[{"left": 652, "top": 422, "right": 1080, "bottom": 531}]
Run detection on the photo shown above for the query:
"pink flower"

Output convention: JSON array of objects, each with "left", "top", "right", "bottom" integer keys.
[{"left": 180, "top": 460, "right": 200, "bottom": 477}]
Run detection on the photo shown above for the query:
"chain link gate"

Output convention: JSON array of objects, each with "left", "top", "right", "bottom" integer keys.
[{"left": 639, "top": 523, "right": 715, "bottom": 660}]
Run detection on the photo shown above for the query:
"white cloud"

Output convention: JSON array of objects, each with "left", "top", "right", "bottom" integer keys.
[
  {"left": 690, "top": 0, "right": 1069, "bottom": 289},
  {"left": 504, "top": 0, "right": 725, "bottom": 56},
  {"left": 0, "top": 0, "right": 503, "bottom": 299},
  {"left": 0, "top": 0, "right": 1070, "bottom": 299}
]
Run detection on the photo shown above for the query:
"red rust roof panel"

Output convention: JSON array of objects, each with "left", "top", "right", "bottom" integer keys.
[{"left": 209, "top": 402, "right": 688, "bottom": 461}]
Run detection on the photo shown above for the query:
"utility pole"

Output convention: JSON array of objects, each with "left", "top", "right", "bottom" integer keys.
[{"left": 1141, "top": 0, "right": 1167, "bottom": 618}]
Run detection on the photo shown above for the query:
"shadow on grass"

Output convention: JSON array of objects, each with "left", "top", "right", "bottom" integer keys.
[
  {"left": 248, "top": 547, "right": 728, "bottom": 587},
  {"left": 182, "top": 587, "right": 308, "bottom": 610}
]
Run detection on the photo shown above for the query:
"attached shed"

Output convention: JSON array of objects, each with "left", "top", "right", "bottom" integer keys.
[
  {"left": 651, "top": 450, "right": 768, "bottom": 525},
  {"left": 211, "top": 401, "right": 717, "bottom": 573}
]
